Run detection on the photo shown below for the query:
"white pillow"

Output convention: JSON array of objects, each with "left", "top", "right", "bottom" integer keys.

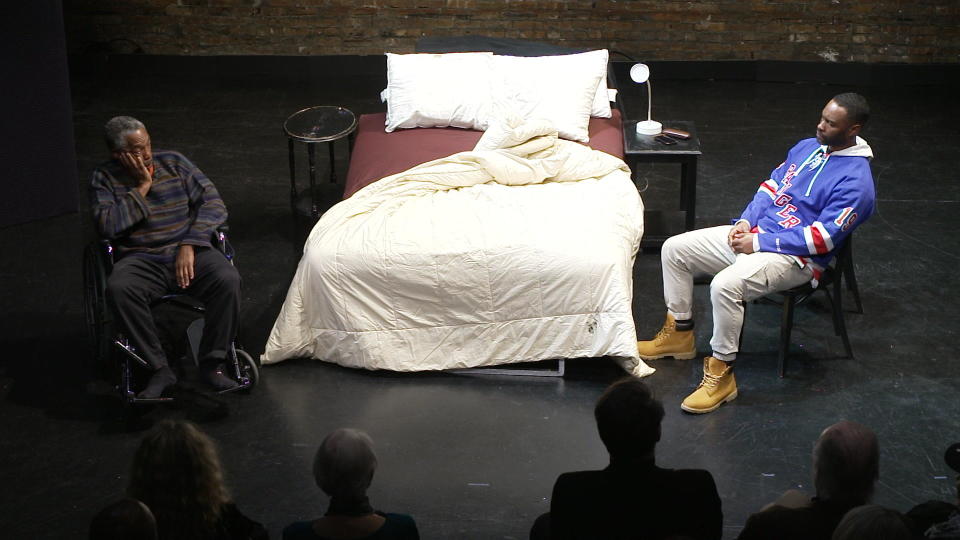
[
  {"left": 383, "top": 52, "right": 495, "bottom": 132},
  {"left": 589, "top": 54, "right": 613, "bottom": 119},
  {"left": 491, "top": 50, "right": 608, "bottom": 142}
]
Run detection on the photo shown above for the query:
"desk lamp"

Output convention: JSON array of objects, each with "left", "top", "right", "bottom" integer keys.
[{"left": 630, "top": 63, "right": 662, "bottom": 136}]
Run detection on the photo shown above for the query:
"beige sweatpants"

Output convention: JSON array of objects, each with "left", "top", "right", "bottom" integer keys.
[{"left": 660, "top": 225, "right": 813, "bottom": 361}]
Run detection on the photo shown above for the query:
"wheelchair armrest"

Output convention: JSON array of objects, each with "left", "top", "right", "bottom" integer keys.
[
  {"left": 99, "top": 238, "right": 116, "bottom": 269},
  {"left": 214, "top": 226, "right": 235, "bottom": 262}
]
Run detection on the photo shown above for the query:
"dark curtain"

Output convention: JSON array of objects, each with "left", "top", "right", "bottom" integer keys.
[{"left": 0, "top": 0, "right": 78, "bottom": 228}]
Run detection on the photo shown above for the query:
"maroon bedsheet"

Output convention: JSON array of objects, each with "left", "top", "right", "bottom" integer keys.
[{"left": 343, "top": 109, "right": 624, "bottom": 199}]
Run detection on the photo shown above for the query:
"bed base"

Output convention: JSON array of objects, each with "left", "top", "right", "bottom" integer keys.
[{"left": 446, "top": 359, "right": 565, "bottom": 378}]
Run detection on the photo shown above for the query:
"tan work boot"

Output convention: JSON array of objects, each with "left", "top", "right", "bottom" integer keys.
[
  {"left": 681, "top": 357, "right": 738, "bottom": 414},
  {"left": 637, "top": 313, "right": 696, "bottom": 360}
]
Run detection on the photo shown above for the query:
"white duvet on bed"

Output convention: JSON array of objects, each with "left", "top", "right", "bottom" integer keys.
[{"left": 262, "top": 117, "right": 653, "bottom": 377}]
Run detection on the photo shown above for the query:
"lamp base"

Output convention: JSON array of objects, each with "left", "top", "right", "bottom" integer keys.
[{"left": 635, "top": 119, "right": 663, "bottom": 136}]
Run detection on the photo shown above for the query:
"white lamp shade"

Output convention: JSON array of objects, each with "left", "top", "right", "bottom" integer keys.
[
  {"left": 629, "top": 62, "right": 661, "bottom": 135},
  {"left": 629, "top": 63, "right": 650, "bottom": 84}
]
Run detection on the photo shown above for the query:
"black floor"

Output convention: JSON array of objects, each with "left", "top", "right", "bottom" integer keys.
[{"left": 2, "top": 56, "right": 959, "bottom": 539}]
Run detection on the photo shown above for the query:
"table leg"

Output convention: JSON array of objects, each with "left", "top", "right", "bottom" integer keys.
[
  {"left": 328, "top": 140, "right": 337, "bottom": 184},
  {"left": 681, "top": 156, "right": 697, "bottom": 231},
  {"left": 627, "top": 156, "right": 639, "bottom": 187},
  {"left": 308, "top": 143, "right": 318, "bottom": 218}
]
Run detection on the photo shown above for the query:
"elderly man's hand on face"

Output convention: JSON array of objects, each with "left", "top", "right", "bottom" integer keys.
[{"left": 118, "top": 152, "right": 153, "bottom": 197}]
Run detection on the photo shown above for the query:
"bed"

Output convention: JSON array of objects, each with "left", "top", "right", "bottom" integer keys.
[{"left": 262, "top": 48, "right": 653, "bottom": 378}]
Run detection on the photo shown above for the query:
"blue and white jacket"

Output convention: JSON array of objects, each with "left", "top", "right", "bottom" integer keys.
[{"left": 738, "top": 137, "right": 875, "bottom": 274}]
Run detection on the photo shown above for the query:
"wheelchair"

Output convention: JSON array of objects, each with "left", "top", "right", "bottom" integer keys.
[{"left": 82, "top": 228, "right": 259, "bottom": 404}]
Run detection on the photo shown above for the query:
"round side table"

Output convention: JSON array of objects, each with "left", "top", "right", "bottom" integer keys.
[{"left": 283, "top": 105, "right": 357, "bottom": 221}]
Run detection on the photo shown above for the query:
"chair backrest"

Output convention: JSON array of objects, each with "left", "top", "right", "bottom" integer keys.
[{"left": 814, "top": 234, "right": 855, "bottom": 299}]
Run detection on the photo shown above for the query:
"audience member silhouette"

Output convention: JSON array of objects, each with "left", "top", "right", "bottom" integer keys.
[
  {"left": 128, "top": 420, "right": 268, "bottom": 540},
  {"left": 737, "top": 420, "right": 879, "bottom": 540},
  {"left": 831, "top": 504, "right": 914, "bottom": 540},
  {"left": 89, "top": 498, "right": 158, "bottom": 540},
  {"left": 283, "top": 428, "right": 419, "bottom": 540},
  {"left": 530, "top": 378, "right": 722, "bottom": 540},
  {"left": 908, "top": 442, "right": 960, "bottom": 539}
]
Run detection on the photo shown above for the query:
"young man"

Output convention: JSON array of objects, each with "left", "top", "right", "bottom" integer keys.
[
  {"left": 91, "top": 116, "right": 241, "bottom": 398},
  {"left": 637, "top": 93, "right": 875, "bottom": 413}
]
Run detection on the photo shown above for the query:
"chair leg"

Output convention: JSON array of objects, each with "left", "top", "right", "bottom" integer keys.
[
  {"left": 831, "top": 278, "right": 854, "bottom": 359},
  {"left": 779, "top": 294, "right": 796, "bottom": 378},
  {"left": 823, "top": 287, "right": 842, "bottom": 337},
  {"left": 844, "top": 255, "right": 863, "bottom": 314}
]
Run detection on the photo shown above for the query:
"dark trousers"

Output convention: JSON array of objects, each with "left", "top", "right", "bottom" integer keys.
[{"left": 106, "top": 248, "right": 241, "bottom": 371}]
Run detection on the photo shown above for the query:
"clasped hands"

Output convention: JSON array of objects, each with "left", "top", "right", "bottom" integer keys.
[{"left": 728, "top": 221, "right": 756, "bottom": 254}]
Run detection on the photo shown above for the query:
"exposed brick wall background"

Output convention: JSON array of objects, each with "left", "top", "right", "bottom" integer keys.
[{"left": 64, "top": 0, "right": 959, "bottom": 63}]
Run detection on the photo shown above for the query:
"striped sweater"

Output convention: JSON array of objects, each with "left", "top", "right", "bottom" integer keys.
[{"left": 91, "top": 150, "right": 227, "bottom": 263}]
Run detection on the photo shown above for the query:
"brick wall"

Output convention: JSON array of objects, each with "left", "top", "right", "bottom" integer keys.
[{"left": 64, "top": 0, "right": 959, "bottom": 63}]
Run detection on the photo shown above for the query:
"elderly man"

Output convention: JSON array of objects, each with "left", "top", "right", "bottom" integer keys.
[
  {"left": 637, "top": 93, "right": 875, "bottom": 413},
  {"left": 738, "top": 420, "right": 880, "bottom": 540},
  {"left": 91, "top": 116, "right": 241, "bottom": 398}
]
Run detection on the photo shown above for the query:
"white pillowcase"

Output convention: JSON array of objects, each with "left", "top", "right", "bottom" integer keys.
[
  {"left": 383, "top": 52, "right": 495, "bottom": 132},
  {"left": 490, "top": 50, "right": 608, "bottom": 142},
  {"left": 382, "top": 49, "right": 610, "bottom": 142}
]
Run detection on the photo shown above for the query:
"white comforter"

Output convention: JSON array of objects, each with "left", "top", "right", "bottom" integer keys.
[{"left": 262, "top": 117, "right": 654, "bottom": 377}]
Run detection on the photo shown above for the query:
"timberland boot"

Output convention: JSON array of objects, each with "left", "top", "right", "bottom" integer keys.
[
  {"left": 681, "top": 357, "right": 738, "bottom": 414},
  {"left": 637, "top": 313, "right": 696, "bottom": 360}
]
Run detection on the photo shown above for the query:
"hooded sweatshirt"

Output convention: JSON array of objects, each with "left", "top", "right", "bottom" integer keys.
[{"left": 738, "top": 136, "right": 875, "bottom": 272}]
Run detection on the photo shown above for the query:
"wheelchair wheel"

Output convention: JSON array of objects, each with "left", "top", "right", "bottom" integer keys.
[
  {"left": 236, "top": 349, "right": 260, "bottom": 390},
  {"left": 83, "top": 242, "right": 112, "bottom": 371}
]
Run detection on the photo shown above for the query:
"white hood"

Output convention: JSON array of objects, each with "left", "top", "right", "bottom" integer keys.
[{"left": 832, "top": 136, "right": 873, "bottom": 159}]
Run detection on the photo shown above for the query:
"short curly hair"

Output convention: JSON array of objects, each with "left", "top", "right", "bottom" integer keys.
[
  {"left": 831, "top": 93, "right": 870, "bottom": 127},
  {"left": 104, "top": 116, "right": 145, "bottom": 151}
]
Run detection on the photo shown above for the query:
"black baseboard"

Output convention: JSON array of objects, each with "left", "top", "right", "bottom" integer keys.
[
  {"left": 70, "top": 53, "right": 958, "bottom": 88},
  {"left": 622, "top": 59, "right": 959, "bottom": 86}
]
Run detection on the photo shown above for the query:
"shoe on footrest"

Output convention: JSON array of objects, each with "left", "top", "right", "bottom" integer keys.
[
  {"left": 137, "top": 366, "right": 177, "bottom": 399},
  {"left": 637, "top": 313, "right": 696, "bottom": 361},
  {"left": 201, "top": 363, "right": 239, "bottom": 392}
]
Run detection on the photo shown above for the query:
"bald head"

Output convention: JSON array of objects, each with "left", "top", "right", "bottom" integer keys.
[{"left": 813, "top": 421, "right": 879, "bottom": 505}]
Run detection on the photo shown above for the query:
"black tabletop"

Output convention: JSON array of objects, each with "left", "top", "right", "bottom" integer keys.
[
  {"left": 623, "top": 120, "right": 701, "bottom": 155},
  {"left": 284, "top": 105, "right": 357, "bottom": 142}
]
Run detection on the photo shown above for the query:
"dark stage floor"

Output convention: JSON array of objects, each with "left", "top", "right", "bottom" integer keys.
[{"left": 1, "top": 56, "right": 959, "bottom": 539}]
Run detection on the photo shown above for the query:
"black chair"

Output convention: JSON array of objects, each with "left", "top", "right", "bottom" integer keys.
[
  {"left": 770, "top": 235, "right": 858, "bottom": 377},
  {"left": 82, "top": 229, "right": 259, "bottom": 404},
  {"left": 842, "top": 236, "right": 863, "bottom": 314}
]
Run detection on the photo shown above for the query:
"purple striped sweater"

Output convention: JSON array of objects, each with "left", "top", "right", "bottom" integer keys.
[{"left": 90, "top": 150, "right": 227, "bottom": 263}]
